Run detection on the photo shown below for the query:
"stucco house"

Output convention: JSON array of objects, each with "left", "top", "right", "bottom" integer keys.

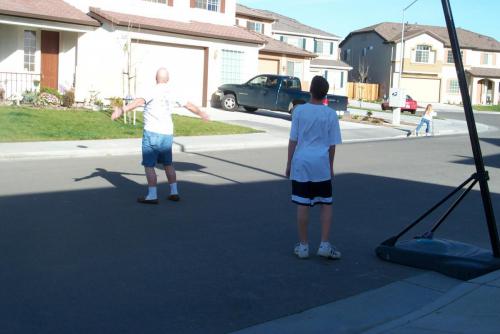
[
  {"left": 340, "top": 22, "right": 500, "bottom": 105},
  {"left": 0, "top": 0, "right": 265, "bottom": 106},
  {"left": 235, "top": 4, "right": 316, "bottom": 89},
  {"left": 236, "top": 4, "right": 351, "bottom": 96}
]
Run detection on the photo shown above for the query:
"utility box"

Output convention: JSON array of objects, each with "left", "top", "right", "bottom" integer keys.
[{"left": 389, "top": 88, "right": 406, "bottom": 108}]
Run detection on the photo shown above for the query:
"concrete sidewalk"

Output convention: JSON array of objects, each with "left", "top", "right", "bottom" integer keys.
[
  {"left": 232, "top": 270, "right": 500, "bottom": 334},
  {"left": 0, "top": 107, "right": 494, "bottom": 161}
]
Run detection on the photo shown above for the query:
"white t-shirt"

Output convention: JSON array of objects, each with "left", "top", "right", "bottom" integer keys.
[
  {"left": 289, "top": 103, "right": 342, "bottom": 182},
  {"left": 141, "top": 83, "right": 187, "bottom": 135}
]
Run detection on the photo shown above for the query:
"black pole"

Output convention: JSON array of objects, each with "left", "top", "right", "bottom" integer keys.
[{"left": 441, "top": 0, "right": 500, "bottom": 257}]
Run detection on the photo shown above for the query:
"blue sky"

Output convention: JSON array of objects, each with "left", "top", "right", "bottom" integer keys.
[{"left": 237, "top": 0, "right": 499, "bottom": 41}]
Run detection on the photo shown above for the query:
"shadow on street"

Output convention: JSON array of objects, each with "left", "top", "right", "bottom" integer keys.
[{"left": 1, "top": 171, "right": 498, "bottom": 334}]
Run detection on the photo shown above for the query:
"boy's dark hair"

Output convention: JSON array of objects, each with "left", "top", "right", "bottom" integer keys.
[{"left": 310, "top": 76, "right": 329, "bottom": 100}]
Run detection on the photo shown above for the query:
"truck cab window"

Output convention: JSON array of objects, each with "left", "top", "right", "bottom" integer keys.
[{"left": 248, "top": 76, "right": 268, "bottom": 86}]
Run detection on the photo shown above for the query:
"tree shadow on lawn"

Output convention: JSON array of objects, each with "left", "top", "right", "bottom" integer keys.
[{"left": 0, "top": 171, "right": 498, "bottom": 334}]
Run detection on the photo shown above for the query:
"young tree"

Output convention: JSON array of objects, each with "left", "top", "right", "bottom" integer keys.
[{"left": 358, "top": 56, "right": 370, "bottom": 83}]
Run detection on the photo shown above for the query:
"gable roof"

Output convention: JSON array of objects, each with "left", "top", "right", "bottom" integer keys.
[
  {"left": 310, "top": 58, "right": 351, "bottom": 69},
  {"left": 341, "top": 22, "right": 500, "bottom": 52},
  {"left": 467, "top": 67, "right": 500, "bottom": 79},
  {"left": 255, "top": 9, "right": 340, "bottom": 39},
  {"left": 255, "top": 33, "right": 316, "bottom": 58},
  {"left": 0, "top": 0, "right": 99, "bottom": 26},
  {"left": 89, "top": 8, "right": 264, "bottom": 45},
  {"left": 236, "top": 4, "right": 275, "bottom": 22}
]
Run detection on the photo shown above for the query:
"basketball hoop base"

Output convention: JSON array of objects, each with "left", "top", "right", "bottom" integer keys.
[{"left": 376, "top": 238, "right": 500, "bottom": 280}]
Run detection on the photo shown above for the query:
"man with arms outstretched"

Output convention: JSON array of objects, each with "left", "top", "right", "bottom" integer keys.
[{"left": 112, "top": 68, "right": 209, "bottom": 204}]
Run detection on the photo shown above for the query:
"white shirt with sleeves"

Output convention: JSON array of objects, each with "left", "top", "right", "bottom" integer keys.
[
  {"left": 289, "top": 103, "right": 342, "bottom": 182},
  {"left": 140, "top": 83, "right": 188, "bottom": 135}
]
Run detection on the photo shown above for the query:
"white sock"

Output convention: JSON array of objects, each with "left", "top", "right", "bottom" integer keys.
[
  {"left": 145, "top": 186, "right": 157, "bottom": 200},
  {"left": 320, "top": 241, "right": 330, "bottom": 248},
  {"left": 170, "top": 182, "right": 178, "bottom": 195}
]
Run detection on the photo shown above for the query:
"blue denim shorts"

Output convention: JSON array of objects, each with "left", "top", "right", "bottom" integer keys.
[{"left": 142, "top": 130, "right": 173, "bottom": 167}]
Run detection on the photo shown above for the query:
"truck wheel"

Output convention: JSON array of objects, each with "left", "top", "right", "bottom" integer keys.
[
  {"left": 243, "top": 106, "right": 258, "bottom": 112},
  {"left": 222, "top": 94, "right": 238, "bottom": 111}
]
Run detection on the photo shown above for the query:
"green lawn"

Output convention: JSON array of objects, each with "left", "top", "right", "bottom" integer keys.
[
  {"left": 0, "top": 106, "right": 258, "bottom": 142},
  {"left": 473, "top": 104, "right": 500, "bottom": 112}
]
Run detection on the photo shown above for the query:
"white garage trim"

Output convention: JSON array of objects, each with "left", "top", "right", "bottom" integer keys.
[
  {"left": 401, "top": 77, "right": 441, "bottom": 103},
  {"left": 131, "top": 39, "right": 208, "bottom": 107}
]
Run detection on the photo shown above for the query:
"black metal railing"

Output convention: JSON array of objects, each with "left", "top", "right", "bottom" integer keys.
[{"left": 0, "top": 72, "right": 41, "bottom": 100}]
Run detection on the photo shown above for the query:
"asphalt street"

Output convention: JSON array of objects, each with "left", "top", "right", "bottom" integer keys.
[{"left": 0, "top": 113, "right": 499, "bottom": 333}]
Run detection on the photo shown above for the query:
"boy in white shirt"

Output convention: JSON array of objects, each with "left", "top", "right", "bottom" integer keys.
[
  {"left": 112, "top": 68, "right": 209, "bottom": 204},
  {"left": 285, "top": 76, "right": 342, "bottom": 259}
]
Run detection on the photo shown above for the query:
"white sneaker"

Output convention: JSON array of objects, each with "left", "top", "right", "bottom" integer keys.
[
  {"left": 317, "top": 242, "right": 341, "bottom": 259},
  {"left": 294, "top": 243, "right": 309, "bottom": 259}
]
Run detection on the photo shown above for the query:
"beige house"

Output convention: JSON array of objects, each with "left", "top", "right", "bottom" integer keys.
[
  {"left": 0, "top": 0, "right": 265, "bottom": 106},
  {"left": 235, "top": 4, "right": 316, "bottom": 87},
  {"left": 236, "top": 4, "right": 350, "bottom": 95},
  {"left": 340, "top": 22, "right": 500, "bottom": 105}
]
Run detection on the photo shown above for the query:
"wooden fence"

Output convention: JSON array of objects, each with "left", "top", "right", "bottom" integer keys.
[{"left": 347, "top": 82, "right": 380, "bottom": 101}]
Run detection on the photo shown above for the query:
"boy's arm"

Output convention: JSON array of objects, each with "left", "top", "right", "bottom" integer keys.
[
  {"left": 329, "top": 145, "right": 336, "bottom": 178},
  {"left": 111, "top": 98, "right": 145, "bottom": 120},
  {"left": 184, "top": 102, "right": 210, "bottom": 121},
  {"left": 286, "top": 140, "right": 297, "bottom": 178}
]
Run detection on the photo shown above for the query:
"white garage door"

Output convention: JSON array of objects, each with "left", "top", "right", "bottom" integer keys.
[
  {"left": 131, "top": 41, "right": 205, "bottom": 106},
  {"left": 258, "top": 58, "right": 279, "bottom": 75},
  {"left": 401, "top": 78, "right": 441, "bottom": 103}
]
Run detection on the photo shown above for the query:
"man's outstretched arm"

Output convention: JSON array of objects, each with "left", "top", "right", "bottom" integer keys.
[
  {"left": 111, "top": 98, "right": 145, "bottom": 120},
  {"left": 184, "top": 102, "right": 210, "bottom": 121}
]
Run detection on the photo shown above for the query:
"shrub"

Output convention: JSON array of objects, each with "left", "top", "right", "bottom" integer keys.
[
  {"left": 108, "top": 97, "right": 123, "bottom": 108},
  {"left": 21, "top": 90, "right": 38, "bottom": 104},
  {"left": 62, "top": 89, "right": 75, "bottom": 107},
  {"left": 367, "top": 111, "right": 373, "bottom": 118},
  {"left": 40, "top": 87, "right": 62, "bottom": 100},
  {"left": 37, "top": 92, "right": 60, "bottom": 106}
]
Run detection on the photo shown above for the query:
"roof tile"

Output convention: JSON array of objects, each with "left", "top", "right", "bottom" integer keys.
[
  {"left": 0, "top": 0, "right": 99, "bottom": 26},
  {"left": 89, "top": 7, "right": 265, "bottom": 44},
  {"left": 349, "top": 22, "right": 500, "bottom": 52}
]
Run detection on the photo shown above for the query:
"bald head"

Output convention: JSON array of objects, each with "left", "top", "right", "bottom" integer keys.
[{"left": 156, "top": 68, "right": 170, "bottom": 84}]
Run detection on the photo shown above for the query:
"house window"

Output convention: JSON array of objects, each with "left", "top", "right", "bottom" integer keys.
[
  {"left": 324, "top": 70, "right": 328, "bottom": 80},
  {"left": 340, "top": 72, "right": 344, "bottom": 88},
  {"left": 330, "top": 42, "right": 334, "bottom": 55},
  {"left": 481, "top": 53, "right": 492, "bottom": 65},
  {"left": 247, "top": 21, "right": 263, "bottom": 33},
  {"left": 415, "top": 45, "right": 431, "bottom": 63},
  {"left": 448, "top": 79, "right": 460, "bottom": 94},
  {"left": 297, "top": 38, "right": 306, "bottom": 49},
  {"left": 279, "top": 35, "right": 288, "bottom": 43},
  {"left": 343, "top": 49, "right": 351, "bottom": 62},
  {"left": 287, "top": 61, "right": 303, "bottom": 78},
  {"left": 220, "top": 50, "right": 244, "bottom": 84},
  {"left": 24, "top": 30, "right": 36, "bottom": 72},
  {"left": 314, "top": 40, "right": 324, "bottom": 53},
  {"left": 195, "top": 0, "right": 219, "bottom": 12},
  {"left": 142, "top": 0, "right": 167, "bottom": 3},
  {"left": 447, "top": 50, "right": 463, "bottom": 63}
]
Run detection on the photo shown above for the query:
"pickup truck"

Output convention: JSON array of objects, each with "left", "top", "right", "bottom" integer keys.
[{"left": 211, "top": 74, "right": 348, "bottom": 113}]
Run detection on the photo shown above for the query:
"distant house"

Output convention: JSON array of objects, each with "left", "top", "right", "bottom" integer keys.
[
  {"left": 0, "top": 0, "right": 264, "bottom": 106},
  {"left": 340, "top": 22, "right": 500, "bottom": 105},
  {"left": 236, "top": 4, "right": 351, "bottom": 96},
  {"left": 235, "top": 4, "right": 316, "bottom": 87}
]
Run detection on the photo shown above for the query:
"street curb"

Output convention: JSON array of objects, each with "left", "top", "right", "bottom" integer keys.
[
  {"left": 362, "top": 270, "right": 500, "bottom": 334},
  {"left": 0, "top": 129, "right": 490, "bottom": 161}
]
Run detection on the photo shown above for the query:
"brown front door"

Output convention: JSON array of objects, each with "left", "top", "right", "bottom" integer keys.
[{"left": 41, "top": 31, "right": 59, "bottom": 89}]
